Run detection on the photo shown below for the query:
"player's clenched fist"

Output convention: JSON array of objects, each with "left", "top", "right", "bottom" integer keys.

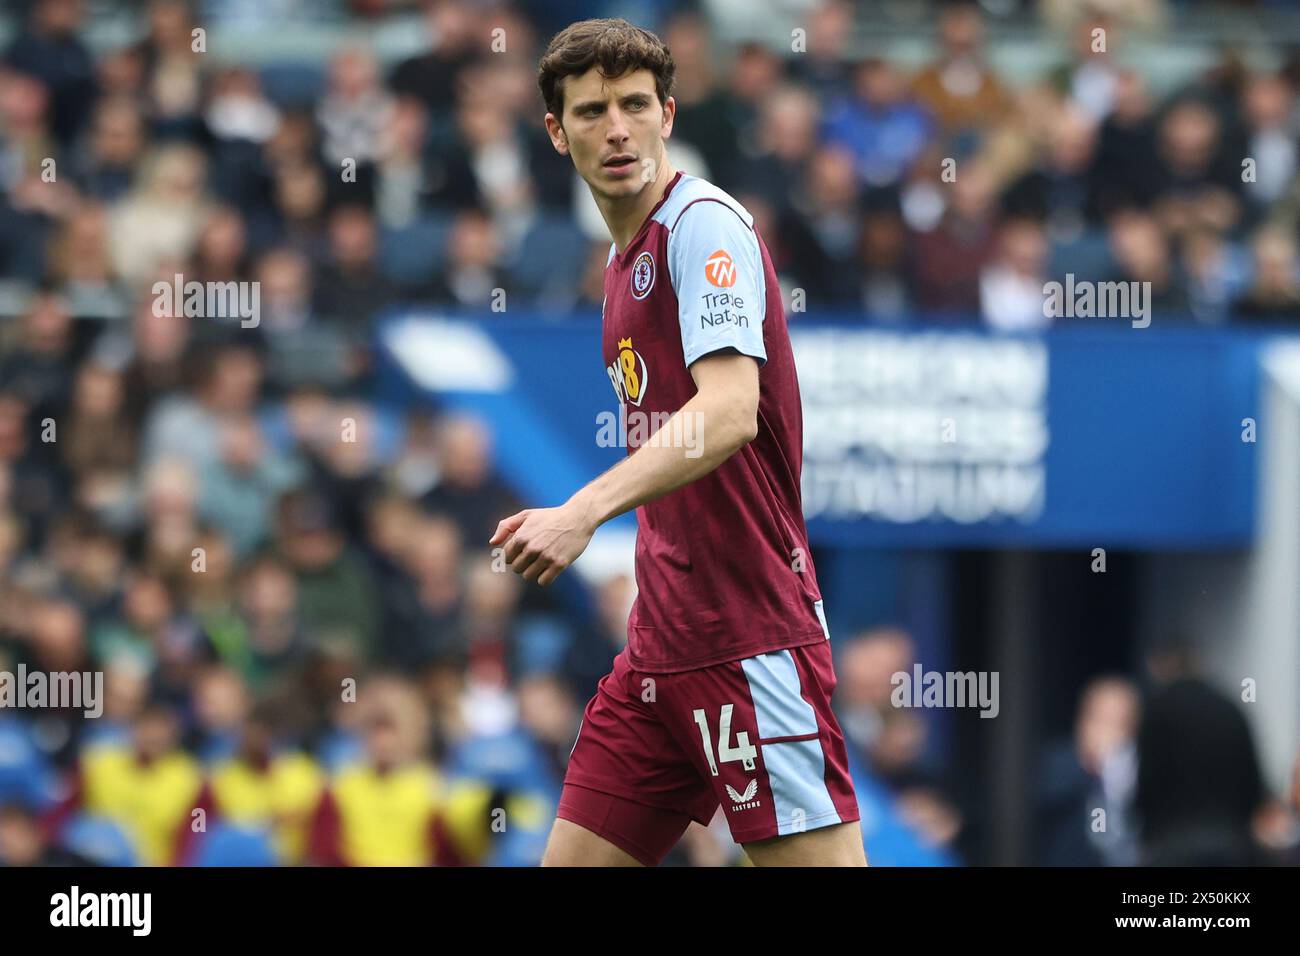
[{"left": 489, "top": 505, "right": 595, "bottom": 586}]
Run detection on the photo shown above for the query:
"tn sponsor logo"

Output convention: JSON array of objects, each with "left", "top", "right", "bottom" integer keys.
[{"left": 704, "top": 249, "right": 737, "bottom": 288}]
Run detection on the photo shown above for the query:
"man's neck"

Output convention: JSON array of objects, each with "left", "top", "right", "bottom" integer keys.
[{"left": 598, "top": 159, "right": 679, "bottom": 254}]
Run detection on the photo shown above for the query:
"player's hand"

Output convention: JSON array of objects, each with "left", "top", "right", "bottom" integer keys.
[{"left": 489, "top": 504, "right": 594, "bottom": 586}]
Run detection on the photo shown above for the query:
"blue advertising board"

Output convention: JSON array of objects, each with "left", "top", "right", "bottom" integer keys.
[{"left": 376, "top": 313, "right": 1265, "bottom": 551}]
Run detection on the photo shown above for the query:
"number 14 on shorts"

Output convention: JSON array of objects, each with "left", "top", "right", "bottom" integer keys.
[{"left": 692, "top": 704, "right": 757, "bottom": 775}]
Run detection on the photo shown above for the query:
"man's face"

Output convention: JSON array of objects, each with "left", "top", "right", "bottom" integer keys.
[{"left": 546, "top": 67, "right": 674, "bottom": 200}]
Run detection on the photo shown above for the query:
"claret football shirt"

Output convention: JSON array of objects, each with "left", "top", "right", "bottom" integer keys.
[{"left": 601, "top": 171, "right": 828, "bottom": 673}]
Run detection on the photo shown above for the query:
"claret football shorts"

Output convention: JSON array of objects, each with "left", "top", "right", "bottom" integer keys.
[{"left": 557, "top": 637, "right": 860, "bottom": 865}]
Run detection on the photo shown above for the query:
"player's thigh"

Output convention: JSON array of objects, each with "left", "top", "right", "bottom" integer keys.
[
  {"left": 541, "top": 818, "right": 645, "bottom": 867},
  {"left": 741, "top": 820, "right": 868, "bottom": 867},
  {"left": 547, "top": 783, "right": 697, "bottom": 866},
  {"left": 553, "top": 652, "right": 715, "bottom": 866}
]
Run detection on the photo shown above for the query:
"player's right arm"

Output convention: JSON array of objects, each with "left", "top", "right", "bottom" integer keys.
[{"left": 490, "top": 349, "right": 759, "bottom": 586}]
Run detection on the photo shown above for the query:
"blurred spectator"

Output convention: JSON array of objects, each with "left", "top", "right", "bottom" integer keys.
[
  {"left": 423, "top": 412, "right": 519, "bottom": 544},
  {"left": 786, "top": 0, "right": 855, "bottom": 103},
  {"left": 912, "top": 160, "right": 999, "bottom": 315},
  {"left": 1036, "top": 677, "right": 1139, "bottom": 866},
  {"left": 187, "top": 699, "right": 323, "bottom": 865},
  {"left": 0, "top": 286, "right": 75, "bottom": 415},
  {"left": 136, "top": 0, "right": 207, "bottom": 134},
  {"left": 1090, "top": 68, "right": 1162, "bottom": 220},
  {"left": 1135, "top": 677, "right": 1269, "bottom": 866},
  {"left": 269, "top": 159, "right": 331, "bottom": 264},
  {"left": 0, "top": 801, "right": 96, "bottom": 866},
  {"left": 1232, "top": 223, "right": 1300, "bottom": 322},
  {"left": 312, "top": 203, "right": 397, "bottom": 326},
  {"left": 1106, "top": 208, "right": 1190, "bottom": 315},
  {"left": 108, "top": 143, "right": 212, "bottom": 288},
  {"left": 1240, "top": 71, "right": 1296, "bottom": 216},
  {"left": 660, "top": 12, "right": 741, "bottom": 191},
  {"left": 1047, "top": 11, "right": 1124, "bottom": 124},
  {"left": 317, "top": 46, "right": 394, "bottom": 178},
  {"left": 105, "top": 300, "right": 194, "bottom": 425},
  {"left": 201, "top": 412, "right": 302, "bottom": 556},
  {"left": 374, "top": 96, "right": 434, "bottom": 229},
  {"left": 47, "top": 202, "right": 124, "bottom": 319},
  {"left": 1002, "top": 103, "right": 1101, "bottom": 232},
  {"left": 911, "top": 3, "right": 1011, "bottom": 150},
  {"left": 56, "top": 703, "right": 203, "bottom": 865},
  {"left": 2, "top": 0, "right": 95, "bottom": 148},
  {"left": 731, "top": 84, "right": 819, "bottom": 214},
  {"left": 275, "top": 486, "right": 379, "bottom": 660},
  {"left": 835, "top": 627, "right": 961, "bottom": 865},
  {"left": 74, "top": 98, "right": 149, "bottom": 202},
  {"left": 191, "top": 206, "right": 252, "bottom": 285},
  {"left": 981, "top": 217, "right": 1051, "bottom": 331},
  {"left": 222, "top": 550, "right": 312, "bottom": 689},
  {"left": 779, "top": 147, "right": 862, "bottom": 306},
  {"left": 306, "top": 675, "right": 464, "bottom": 866},
  {"left": 205, "top": 65, "right": 281, "bottom": 145},
  {"left": 388, "top": 0, "right": 484, "bottom": 126},
  {"left": 565, "top": 572, "right": 632, "bottom": 698},
  {"left": 453, "top": 63, "right": 537, "bottom": 233},
  {"left": 142, "top": 339, "right": 264, "bottom": 476},
  {"left": 857, "top": 200, "right": 912, "bottom": 321},
  {"left": 425, "top": 207, "right": 509, "bottom": 307},
  {"left": 0, "top": 389, "right": 64, "bottom": 556},
  {"left": 376, "top": 512, "right": 464, "bottom": 669},
  {"left": 1151, "top": 97, "right": 1243, "bottom": 240},
  {"left": 1182, "top": 224, "right": 1246, "bottom": 324},
  {"left": 189, "top": 665, "right": 250, "bottom": 759},
  {"left": 821, "top": 58, "right": 933, "bottom": 191}
]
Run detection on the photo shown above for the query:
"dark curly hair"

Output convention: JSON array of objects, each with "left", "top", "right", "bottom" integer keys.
[{"left": 537, "top": 18, "right": 675, "bottom": 121}]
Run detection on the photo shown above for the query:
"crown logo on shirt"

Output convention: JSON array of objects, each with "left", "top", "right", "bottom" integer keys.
[{"left": 608, "top": 337, "right": 649, "bottom": 407}]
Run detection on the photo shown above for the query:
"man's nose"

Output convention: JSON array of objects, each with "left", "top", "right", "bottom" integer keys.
[{"left": 606, "top": 107, "right": 630, "bottom": 144}]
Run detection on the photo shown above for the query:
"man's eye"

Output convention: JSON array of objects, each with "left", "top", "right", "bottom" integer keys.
[{"left": 628, "top": 100, "right": 646, "bottom": 110}]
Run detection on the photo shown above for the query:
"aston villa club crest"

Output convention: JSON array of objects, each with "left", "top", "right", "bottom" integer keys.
[{"left": 631, "top": 251, "right": 655, "bottom": 300}]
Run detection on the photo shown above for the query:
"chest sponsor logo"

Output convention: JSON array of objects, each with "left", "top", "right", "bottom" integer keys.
[
  {"left": 607, "top": 336, "right": 649, "bottom": 406},
  {"left": 704, "top": 248, "right": 738, "bottom": 288},
  {"left": 631, "top": 251, "right": 655, "bottom": 300}
]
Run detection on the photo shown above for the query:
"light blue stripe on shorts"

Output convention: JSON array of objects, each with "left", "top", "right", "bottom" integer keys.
[{"left": 741, "top": 648, "right": 840, "bottom": 835}]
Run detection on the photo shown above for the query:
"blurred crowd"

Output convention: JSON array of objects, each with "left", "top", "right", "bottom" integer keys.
[
  {"left": 4, "top": 1, "right": 1300, "bottom": 330},
  {"left": 2, "top": 0, "right": 1300, "bottom": 866}
]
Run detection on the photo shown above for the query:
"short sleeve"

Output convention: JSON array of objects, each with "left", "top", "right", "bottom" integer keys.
[{"left": 667, "top": 201, "right": 767, "bottom": 368}]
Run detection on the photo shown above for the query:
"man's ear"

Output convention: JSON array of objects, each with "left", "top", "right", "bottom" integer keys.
[
  {"left": 544, "top": 113, "right": 569, "bottom": 155},
  {"left": 660, "top": 95, "right": 676, "bottom": 139}
]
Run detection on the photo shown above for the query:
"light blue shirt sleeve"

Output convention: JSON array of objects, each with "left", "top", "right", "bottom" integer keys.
[{"left": 667, "top": 200, "right": 767, "bottom": 368}]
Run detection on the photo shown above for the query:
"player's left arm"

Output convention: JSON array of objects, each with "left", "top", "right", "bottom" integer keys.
[{"left": 491, "top": 200, "right": 766, "bottom": 586}]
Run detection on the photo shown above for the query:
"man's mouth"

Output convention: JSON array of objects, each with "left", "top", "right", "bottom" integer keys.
[{"left": 603, "top": 154, "right": 636, "bottom": 171}]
